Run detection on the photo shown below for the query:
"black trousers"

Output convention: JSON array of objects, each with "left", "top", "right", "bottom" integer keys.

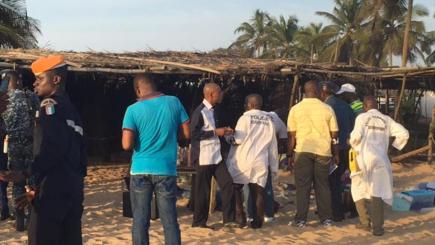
[
  {"left": 28, "top": 197, "right": 83, "bottom": 245},
  {"left": 192, "top": 161, "right": 235, "bottom": 226},
  {"left": 294, "top": 152, "right": 332, "bottom": 222},
  {"left": 328, "top": 149, "right": 347, "bottom": 219},
  {"left": 235, "top": 183, "right": 264, "bottom": 228}
]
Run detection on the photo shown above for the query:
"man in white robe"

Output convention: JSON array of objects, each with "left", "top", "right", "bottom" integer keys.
[
  {"left": 226, "top": 94, "right": 278, "bottom": 228},
  {"left": 349, "top": 96, "right": 409, "bottom": 236}
]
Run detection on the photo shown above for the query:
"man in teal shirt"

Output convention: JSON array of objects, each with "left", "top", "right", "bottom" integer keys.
[{"left": 122, "top": 74, "right": 190, "bottom": 245}]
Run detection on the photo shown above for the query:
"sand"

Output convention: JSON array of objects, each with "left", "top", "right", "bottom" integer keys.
[{"left": 0, "top": 163, "right": 434, "bottom": 245}]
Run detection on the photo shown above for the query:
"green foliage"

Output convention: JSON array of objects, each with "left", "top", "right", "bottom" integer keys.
[
  {"left": 230, "top": 0, "right": 434, "bottom": 67},
  {"left": 0, "top": 0, "right": 40, "bottom": 48}
]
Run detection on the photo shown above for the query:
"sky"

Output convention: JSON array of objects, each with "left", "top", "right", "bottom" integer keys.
[{"left": 26, "top": 0, "right": 435, "bottom": 52}]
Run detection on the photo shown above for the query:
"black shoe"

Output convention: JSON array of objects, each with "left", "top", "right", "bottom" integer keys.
[
  {"left": 191, "top": 224, "right": 214, "bottom": 230},
  {"left": 373, "top": 229, "right": 384, "bottom": 236},
  {"left": 250, "top": 221, "right": 262, "bottom": 229},
  {"left": 332, "top": 215, "right": 344, "bottom": 222},
  {"left": 0, "top": 212, "right": 10, "bottom": 221}
]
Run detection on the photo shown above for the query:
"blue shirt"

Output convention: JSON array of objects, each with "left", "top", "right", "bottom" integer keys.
[
  {"left": 122, "top": 95, "right": 189, "bottom": 176},
  {"left": 325, "top": 96, "right": 356, "bottom": 150}
]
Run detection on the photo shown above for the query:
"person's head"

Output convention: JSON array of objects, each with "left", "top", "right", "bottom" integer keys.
[
  {"left": 245, "top": 94, "right": 263, "bottom": 111},
  {"left": 32, "top": 55, "right": 67, "bottom": 97},
  {"left": 1, "top": 70, "right": 22, "bottom": 91},
  {"left": 336, "top": 83, "right": 357, "bottom": 103},
  {"left": 319, "top": 81, "right": 338, "bottom": 101},
  {"left": 363, "top": 95, "right": 378, "bottom": 112},
  {"left": 203, "top": 82, "right": 223, "bottom": 106},
  {"left": 304, "top": 80, "right": 319, "bottom": 98},
  {"left": 133, "top": 74, "right": 157, "bottom": 98}
]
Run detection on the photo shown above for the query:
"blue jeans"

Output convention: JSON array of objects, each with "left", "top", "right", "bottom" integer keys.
[{"left": 130, "top": 175, "right": 181, "bottom": 245}]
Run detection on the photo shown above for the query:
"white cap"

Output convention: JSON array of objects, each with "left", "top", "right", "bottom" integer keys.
[{"left": 336, "top": 83, "right": 356, "bottom": 94}]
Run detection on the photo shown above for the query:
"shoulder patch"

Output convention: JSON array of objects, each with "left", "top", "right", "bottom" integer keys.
[{"left": 40, "top": 98, "right": 58, "bottom": 116}]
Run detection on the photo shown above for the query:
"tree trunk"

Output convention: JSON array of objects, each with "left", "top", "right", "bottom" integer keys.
[
  {"left": 401, "top": 0, "right": 413, "bottom": 67},
  {"left": 395, "top": 0, "right": 413, "bottom": 120}
]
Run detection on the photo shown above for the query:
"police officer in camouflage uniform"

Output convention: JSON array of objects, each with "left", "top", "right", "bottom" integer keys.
[{"left": 1, "top": 70, "right": 39, "bottom": 231}]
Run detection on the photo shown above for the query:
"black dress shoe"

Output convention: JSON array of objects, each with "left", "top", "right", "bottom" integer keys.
[
  {"left": 191, "top": 224, "right": 214, "bottom": 230},
  {"left": 0, "top": 212, "right": 10, "bottom": 221}
]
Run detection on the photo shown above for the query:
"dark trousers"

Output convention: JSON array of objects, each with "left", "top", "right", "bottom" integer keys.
[
  {"left": 247, "top": 168, "right": 274, "bottom": 218},
  {"left": 192, "top": 161, "right": 235, "bottom": 226},
  {"left": 328, "top": 149, "right": 347, "bottom": 219},
  {"left": 355, "top": 197, "right": 384, "bottom": 234},
  {"left": 294, "top": 152, "right": 332, "bottom": 222},
  {"left": 0, "top": 148, "right": 8, "bottom": 218},
  {"left": 28, "top": 197, "right": 83, "bottom": 245},
  {"left": 235, "top": 183, "right": 265, "bottom": 228}
]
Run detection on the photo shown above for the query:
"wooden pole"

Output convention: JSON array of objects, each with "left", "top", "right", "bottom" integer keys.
[
  {"left": 394, "top": 0, "right": 413, "bottom": 121},
  {"left": 394, "top": 74, "right": 407, "bottom": 121},
  {"left": 385, "top": 89, "right": 389, "bottom": 114},
  {"left": 208, "top": 177, "right": 217, "bottom": 215},
  {"left": 289, "top": 74, "right": 300, "bottom": 109},
  {"left": 428, "top": 106, "right": 435, "bottom": 164}
]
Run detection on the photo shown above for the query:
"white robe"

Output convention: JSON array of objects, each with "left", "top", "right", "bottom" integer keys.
[
  {"left": 349, "top": 109, "right": 409, "bottom": 205},
  {"left": 226, "top": 109, "right": 279, "bottom": 187}
]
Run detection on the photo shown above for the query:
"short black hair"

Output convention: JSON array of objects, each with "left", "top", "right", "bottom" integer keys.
[
  {"left": 133, "top": 74, "right": 156, "bottom": 90},
  {"left": 51, "top": 65, "right": 68, "bottom": 81}
]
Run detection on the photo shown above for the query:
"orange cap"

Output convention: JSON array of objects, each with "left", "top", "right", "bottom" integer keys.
[{"left": 31, "top": 55, "right": 66, "bottom": 75}]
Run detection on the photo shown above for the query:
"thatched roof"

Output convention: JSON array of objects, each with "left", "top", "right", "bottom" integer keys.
[{"left": 0, "top": 49, "right": 434, "bottom": 89}]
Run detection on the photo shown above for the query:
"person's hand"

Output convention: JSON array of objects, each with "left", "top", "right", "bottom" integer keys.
[
  {"left": 223, "top": 127, "right": 234, "bottom": 136},
  {"left": 215, "top": 127, "right": 233, "bottom": 137},
  {"left": 0, "top": 171, "right": 6, "bottom": 181},
  {"left": 287, "top": 155, "right": 294, "bottom": 173},
  {"left": 2, "top": 171, "right": 26, "bottom": 183},
  {"left": 15, "top": 186, "right": 35, "bottom": 210},
  {"left": 333, "top": 153, "right": 340, "bottom": 165}
]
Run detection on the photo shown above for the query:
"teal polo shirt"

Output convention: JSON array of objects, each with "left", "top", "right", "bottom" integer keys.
[{"left": 122, "top": 95, "right": 189, "bottom": 176}]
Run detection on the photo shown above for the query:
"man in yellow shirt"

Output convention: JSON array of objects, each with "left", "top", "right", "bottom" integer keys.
[{"left": 287, "top": 80, "right": 339, "bottom": 228}]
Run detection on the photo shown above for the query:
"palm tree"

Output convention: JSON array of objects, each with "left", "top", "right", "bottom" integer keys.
[
  {"left": 230, "top": 9, "right": 272, "bottom": 58},
  {"left": 316, "top": 0, "right": 367, "bottom": 65},
  {"left": 0, "top": 0, "right": 40, "bottom": 48},
  {"left": 265, "top": 15, "right": 299, "bottom": 58},
  {"left": 294, "top": 23, "right": 336, "bottom": 63}
]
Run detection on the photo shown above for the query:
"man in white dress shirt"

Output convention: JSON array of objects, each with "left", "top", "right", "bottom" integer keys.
[{"left": 190, "top": 83, "right": 237, "bottom": 229}]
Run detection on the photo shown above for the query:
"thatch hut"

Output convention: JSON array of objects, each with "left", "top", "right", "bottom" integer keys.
[{"left": 1, "top": 49, "right": 434, "bottom": 163}]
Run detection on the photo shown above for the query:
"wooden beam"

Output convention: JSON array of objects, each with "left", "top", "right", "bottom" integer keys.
[{"left": 392, "top": 145, "right": 430, "bottom": 162}]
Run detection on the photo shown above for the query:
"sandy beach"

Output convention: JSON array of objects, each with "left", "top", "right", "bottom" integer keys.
[{"left": 1, "top": 162, "right": 434, "bottom": 245}]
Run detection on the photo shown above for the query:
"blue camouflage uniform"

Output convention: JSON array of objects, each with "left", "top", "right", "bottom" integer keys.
[
  {"left": 2, "top": 89, "right": 39, "bottom": 218},
  {"left": 27, "top": 91, "right": 87, "bottom": 245}
]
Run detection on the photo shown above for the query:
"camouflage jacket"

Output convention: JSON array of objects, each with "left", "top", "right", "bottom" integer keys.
[{"left": 2, "top": 89, "right": 40, "bottom": 140}]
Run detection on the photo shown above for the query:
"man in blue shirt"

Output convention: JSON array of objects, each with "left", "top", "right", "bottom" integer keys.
[
  {"left": 320, "top": 81, "right": 356, "bottom": 222},
  {"left": 122, "top": 74, "right": 190, "bottom": 245}
]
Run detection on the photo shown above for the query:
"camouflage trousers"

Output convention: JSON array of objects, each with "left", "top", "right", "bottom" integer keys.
[{"left": 8, "top": 136, "right": 33, "bottom": 200}]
